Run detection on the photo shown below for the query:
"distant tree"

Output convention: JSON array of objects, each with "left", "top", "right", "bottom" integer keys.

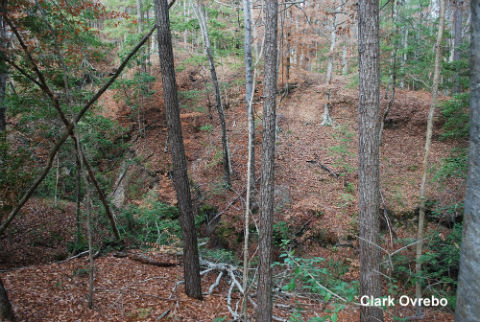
[
  {"left": 153, "top": 0, "right": 203, "bottom": 299},
  {"left": 455, "top": 0, "right": 480, "bottom": 319},
  {"left": 191, "top": 0, "right": 233, "bottom": 187},
  {"left": 0, "top": 0, "right": 7, "bottom": 136},
  {"left": 321, "top": 0, "right": 348, "bottom": 126},
  {"left": 452, "top": 0, "right": 463, "bottom": 93},
  {"left": 0, "top": 279, "right": 15, "bottom": 322},
  {"left": 256, "top": 0, "right": 278, "bottom": 320},
  {"left": 414, "top": 0, "right": 445, "bottom": 314},
  {"left": 379, "top": 0, "right": 399, "bottom": 144},
  {"left": 357, "top": 0, "right": 383, "bottom": 321}
]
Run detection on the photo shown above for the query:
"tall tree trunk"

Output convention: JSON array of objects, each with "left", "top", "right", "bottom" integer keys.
[
  {"left": 379, "top": 0, "right": 398, "bottom": 144},
  {"left": 415, "top": 0, "right": 445, "bottom": 315},
  {"left": 342, "top": 40, "right": 348, "bottom": 75},
  {"left": 154, "top": 0, "right": 203, "bottom": 299},
  {"left": 256, "top": 0, "right": 277, "bottom": 320},
  {"left": 192, "top": 0, "right": 232, "bottom": 187},
  {"left": 452, "top": 0, "right": 463, "bottom": 93},
  {"left": 75, "top": 157, "right": 82, "bottom": 246},
  {"left": 358, "top": 0, "right": 383, "bottom": 320},
  {"left": 242, "top": 0, "right": 256, "bottom": 318},
  {"left": 455, "top": 0, "right": 480, "bottom": 319},
  {"left": 400, "top": 26, "right": 408, "bottom": 88},
  {"left": 321, "top": 0, "right": 344, "bottom": 126},
  {"left": 136, "top": 0, "right": 147, "bottom": 73},
  {"left": 0, "top": 0, "right": 7, "bottom": 137},
  {"left": 0, "top": 279, "right": 15, "bottom": 322}
]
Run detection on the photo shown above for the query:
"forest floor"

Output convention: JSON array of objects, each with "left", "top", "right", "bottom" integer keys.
[{"left": 0, "top": 53, "right": 463, "bottom": 321}]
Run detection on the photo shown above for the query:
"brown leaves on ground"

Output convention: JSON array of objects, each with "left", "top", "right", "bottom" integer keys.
[{"left": 1, "top": 251, "right": 233, "bottom": 322}]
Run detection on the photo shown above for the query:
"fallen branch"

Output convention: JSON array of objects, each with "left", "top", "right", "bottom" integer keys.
[
  {"left": 113, "top": 252, "right": 178, "bottom": 267},
  {"left": 306, "top": 159, "right": 339, "bottom": 178}
]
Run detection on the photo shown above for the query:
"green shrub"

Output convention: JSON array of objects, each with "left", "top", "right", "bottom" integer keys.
[
  {"left": 441, "top": 93, "right": 469, "bottom": 140},
  {"left": 420, "top": 223, "right": 462, "bottom": 309},
  {"left": 432, "top": 148, "right": 468, "bottom": 183},
  {"left": 273, "top": 244, "right": 357, "bottom": 322}
]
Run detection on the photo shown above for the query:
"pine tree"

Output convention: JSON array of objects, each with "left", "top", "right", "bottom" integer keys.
[
  {"left": 154, "top": 0, "right": 203, "bottom": 300},
  {"left": 454, "top": 0, "right": 480, "bottom": 319},
  {"left": 358, "top": 0, "right": 383, "bottom": 320}
]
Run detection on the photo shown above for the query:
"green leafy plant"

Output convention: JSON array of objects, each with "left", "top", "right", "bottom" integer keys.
[
  {"left": 273, "top": 242, "right": 357, "bottom": 322},
  {"left": 441, "top": 93, "right": 470, "bottom": 140}
]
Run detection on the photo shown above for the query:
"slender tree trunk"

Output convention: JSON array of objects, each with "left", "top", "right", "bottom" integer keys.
[
  {"left": 256, "top": 0, "right": 278, "bottom": 320},
  {"left": 192, "top": 0, "right": 232, "bottom": 187},
  {"left": 452, "top": 0, "right": 463, "bottom": 93},
  {"left": 415, "top": 0, "right": 445, "bottom": 315},
  {"left": 54, "top": 155, "right": 59, "bottom": 207},
  {"left": 242, "top": 0, "right": 256, "bottom": 318},
  {"left": 379, "top": 0, "right": 398, "bottom": 144},
  {"left": 146, "top": 9, "right": 151, "bottom": 72},
  {"left": 75, "top": 157, "right": 82, "bottom": 246},
  {"left": 400, "top": 27, "right": 408, "bottom": 88},
  {"left": 136, "top": 0, "right": 147, "bottom": 73},
  {"left": 0, "top": 73, "right": 5, "bottom": 135},
  {"left": 321, "top": 0, "right": 343, "bottom": 126},
  {"left": 358, "top": 0, "right": 383, "bottom": 321},
  {"left": 342, "top": 40, "right": 348, "bottom": 75},
  {"left": 455, "top": 0, "right": 480, "bottom": 319},
  {"left": 154, "top": 0, "right": 203, "bottom": 299},
  {"left": 85, "top": 186, "right": 94, "bottom": 309},
  {"left": 0, "top": 279, "right": 15, "bottom": 322},
  {"left": 0, "top": 0, "right": 7, "bottom": 136},
  {"left": 183, "top": 0, "right": 188, "bottom": 45}
]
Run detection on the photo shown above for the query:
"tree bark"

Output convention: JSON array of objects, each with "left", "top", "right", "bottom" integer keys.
[
  {"left": 154, "top": 0, "right": 202, "bottom": 300},
  {"left": 357, "top": 0, "right": 383, "bottom": 321},
  {"left": 455, "top": 0, "right": 480, "bottom": 319},
  {"left": 242, "top": 0, "right": 256, "bottom": 318},
  {"left": 0, "top": 279, "right": 15, "bottom": 322},
  {"left": 256, "top": 0, "right": 278, "bottom": 320},
  {"left": 192, "top": 0, "right": 232, "bottom": 187},
  {"left": 414, "top": 0, "right": 445, "bottom": 315}
]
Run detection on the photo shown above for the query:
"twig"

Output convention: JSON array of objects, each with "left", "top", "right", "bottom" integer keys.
[
  {"left": 379, "top": 189, "right": 395, "bottom": 247},
  {"left": 208, "top": 271, "right": 224, "bottom": 294}
]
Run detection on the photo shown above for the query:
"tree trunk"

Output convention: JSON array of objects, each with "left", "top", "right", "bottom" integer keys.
[
  {"left": 415, "top": 0, "right": 445, "bottom": 315},
  {"left": 321, "top": 0, "right": 343, "bottom": 126},
  {"left": 455, "top": 0, "right": 480, "bottom": 319},
  {"left": 154, "top": 0, "right": 203, "bottom": 300},
  {"left": 242, "top": 0, "right": 256, "bottom": 318},
  {"left": 136, "top": 0, "right": 147, "bottom": 73},
  {"left": 256, "top": 0, "right": 277, "bottom": 320},
  {"left": 452, "top": 0, "right": 463, "bottom": 93},
  {"left": 358, "top": 0, "right": 383, "bottom": 320},
  {"left": 192, "top": 0, "right": 232, "bottom": 187},
  {"left": 0, "top": 279, "right": 15, "bottom": 322},
  {"left": 342, "top": 40, "right": 348, "bottom": 75},
  {"left": 0, "top": 0, "right": 7, "bottom": 136},
  {"left": 379, "top": 0, "right": 398, "bottom": 144}
]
